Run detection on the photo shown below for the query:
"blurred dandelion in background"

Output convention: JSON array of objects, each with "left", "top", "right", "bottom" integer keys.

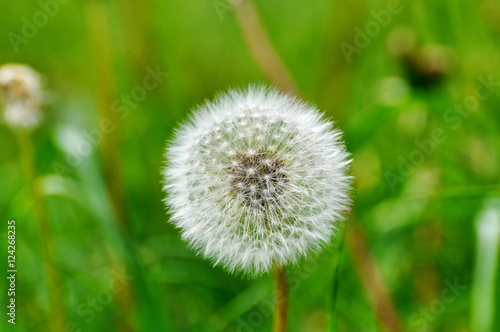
[{"left": 0, "top": 63, "right": 42, "bottom": 129}]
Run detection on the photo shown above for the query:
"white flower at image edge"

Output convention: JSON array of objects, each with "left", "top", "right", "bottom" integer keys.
[
  {"left": 0, "top": 63, "right": 42, "bottom": 128},
  {"left": 163, "top": 86, "right": 351, "bottom": 276}
]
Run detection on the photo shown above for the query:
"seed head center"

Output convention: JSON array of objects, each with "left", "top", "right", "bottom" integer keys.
[{"left": 228, "top": 151, "right": 288, "bottom": 210}]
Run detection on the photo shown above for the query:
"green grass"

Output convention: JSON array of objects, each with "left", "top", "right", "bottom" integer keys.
[{"left": 1, "top": 0, "right": 500, "bottom": 331}]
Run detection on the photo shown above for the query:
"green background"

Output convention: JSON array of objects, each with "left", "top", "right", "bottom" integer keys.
[{"left": 1, "top": 0, "right": 500, "bottom": 331}]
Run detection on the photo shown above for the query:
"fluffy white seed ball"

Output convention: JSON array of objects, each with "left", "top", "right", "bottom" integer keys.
[
  {"left": 163, "top": 86, "right": 351, "bottom": 276},
  {"left": 0, "top": 63, "right": 42, "bottom": 129}
]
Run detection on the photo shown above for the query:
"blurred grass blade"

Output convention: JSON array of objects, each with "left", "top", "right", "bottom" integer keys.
[
  {"left": 472, "top": 198, "right": 500, "bottom": 332},
  {"left": 329, "top": 225, "right": 346, "bottom": 332}
]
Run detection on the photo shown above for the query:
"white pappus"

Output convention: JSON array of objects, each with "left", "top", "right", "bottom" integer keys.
[
  {"left": 163, "top": 86, "right": 351, "bottom": 276},
  {"left": 0, "top": 63, "right": 42, "bottom": 129}
]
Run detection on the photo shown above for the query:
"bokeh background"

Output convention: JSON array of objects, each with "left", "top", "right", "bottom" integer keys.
[{"left": 1, "top": 0, "right": 500, "bottom": 331}]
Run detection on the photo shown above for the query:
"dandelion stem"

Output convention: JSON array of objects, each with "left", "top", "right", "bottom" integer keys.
[
  {"left": 17, "top": 129, "right": 66, "bottom": 331},
  {"left": 273, "top": 266, "right": 288, "bottom": 332}
]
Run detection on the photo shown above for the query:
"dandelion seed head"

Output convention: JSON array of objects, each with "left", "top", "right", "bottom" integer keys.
[
  {"left": 0, "top": 63, "right": 42, "bottom": 129},
  {"left": 163, "top": 86, "right": 352, "bottom": 276}
]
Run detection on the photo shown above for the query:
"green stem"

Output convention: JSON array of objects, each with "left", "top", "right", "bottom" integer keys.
[
  {"left": 85, "top": 0, "right": 129, "bottom": 230},
  {"left": 330, "top": 225, "right": 347, "bottom": 332},
  {"left": 17, "top": 129, "right": 65, "bottom": 331}
]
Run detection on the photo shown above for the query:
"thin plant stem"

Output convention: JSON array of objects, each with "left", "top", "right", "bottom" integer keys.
[
  {"left": 346, "top": 224, "right": 403, "bottom": 332},
  {"left": 83, "top": 4, "right": 140, "bottom": 330},
  {"left": 17, "top": 129, "right": 65, "bottom": 331},
  {"left": 330, "top": 224, "right": 347, "bottom": 331},
  {"left": 116, "top": 0, "right": 165, "bottom": 96},
  {"left": 85, "top": 0, "right": 130, "bottom": 230},
  {"left": 234, "top": 0, "right": 301, "bottom": 97},
  {"left": 273, "top": 266, "right": 289, "bottom": 332}
]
